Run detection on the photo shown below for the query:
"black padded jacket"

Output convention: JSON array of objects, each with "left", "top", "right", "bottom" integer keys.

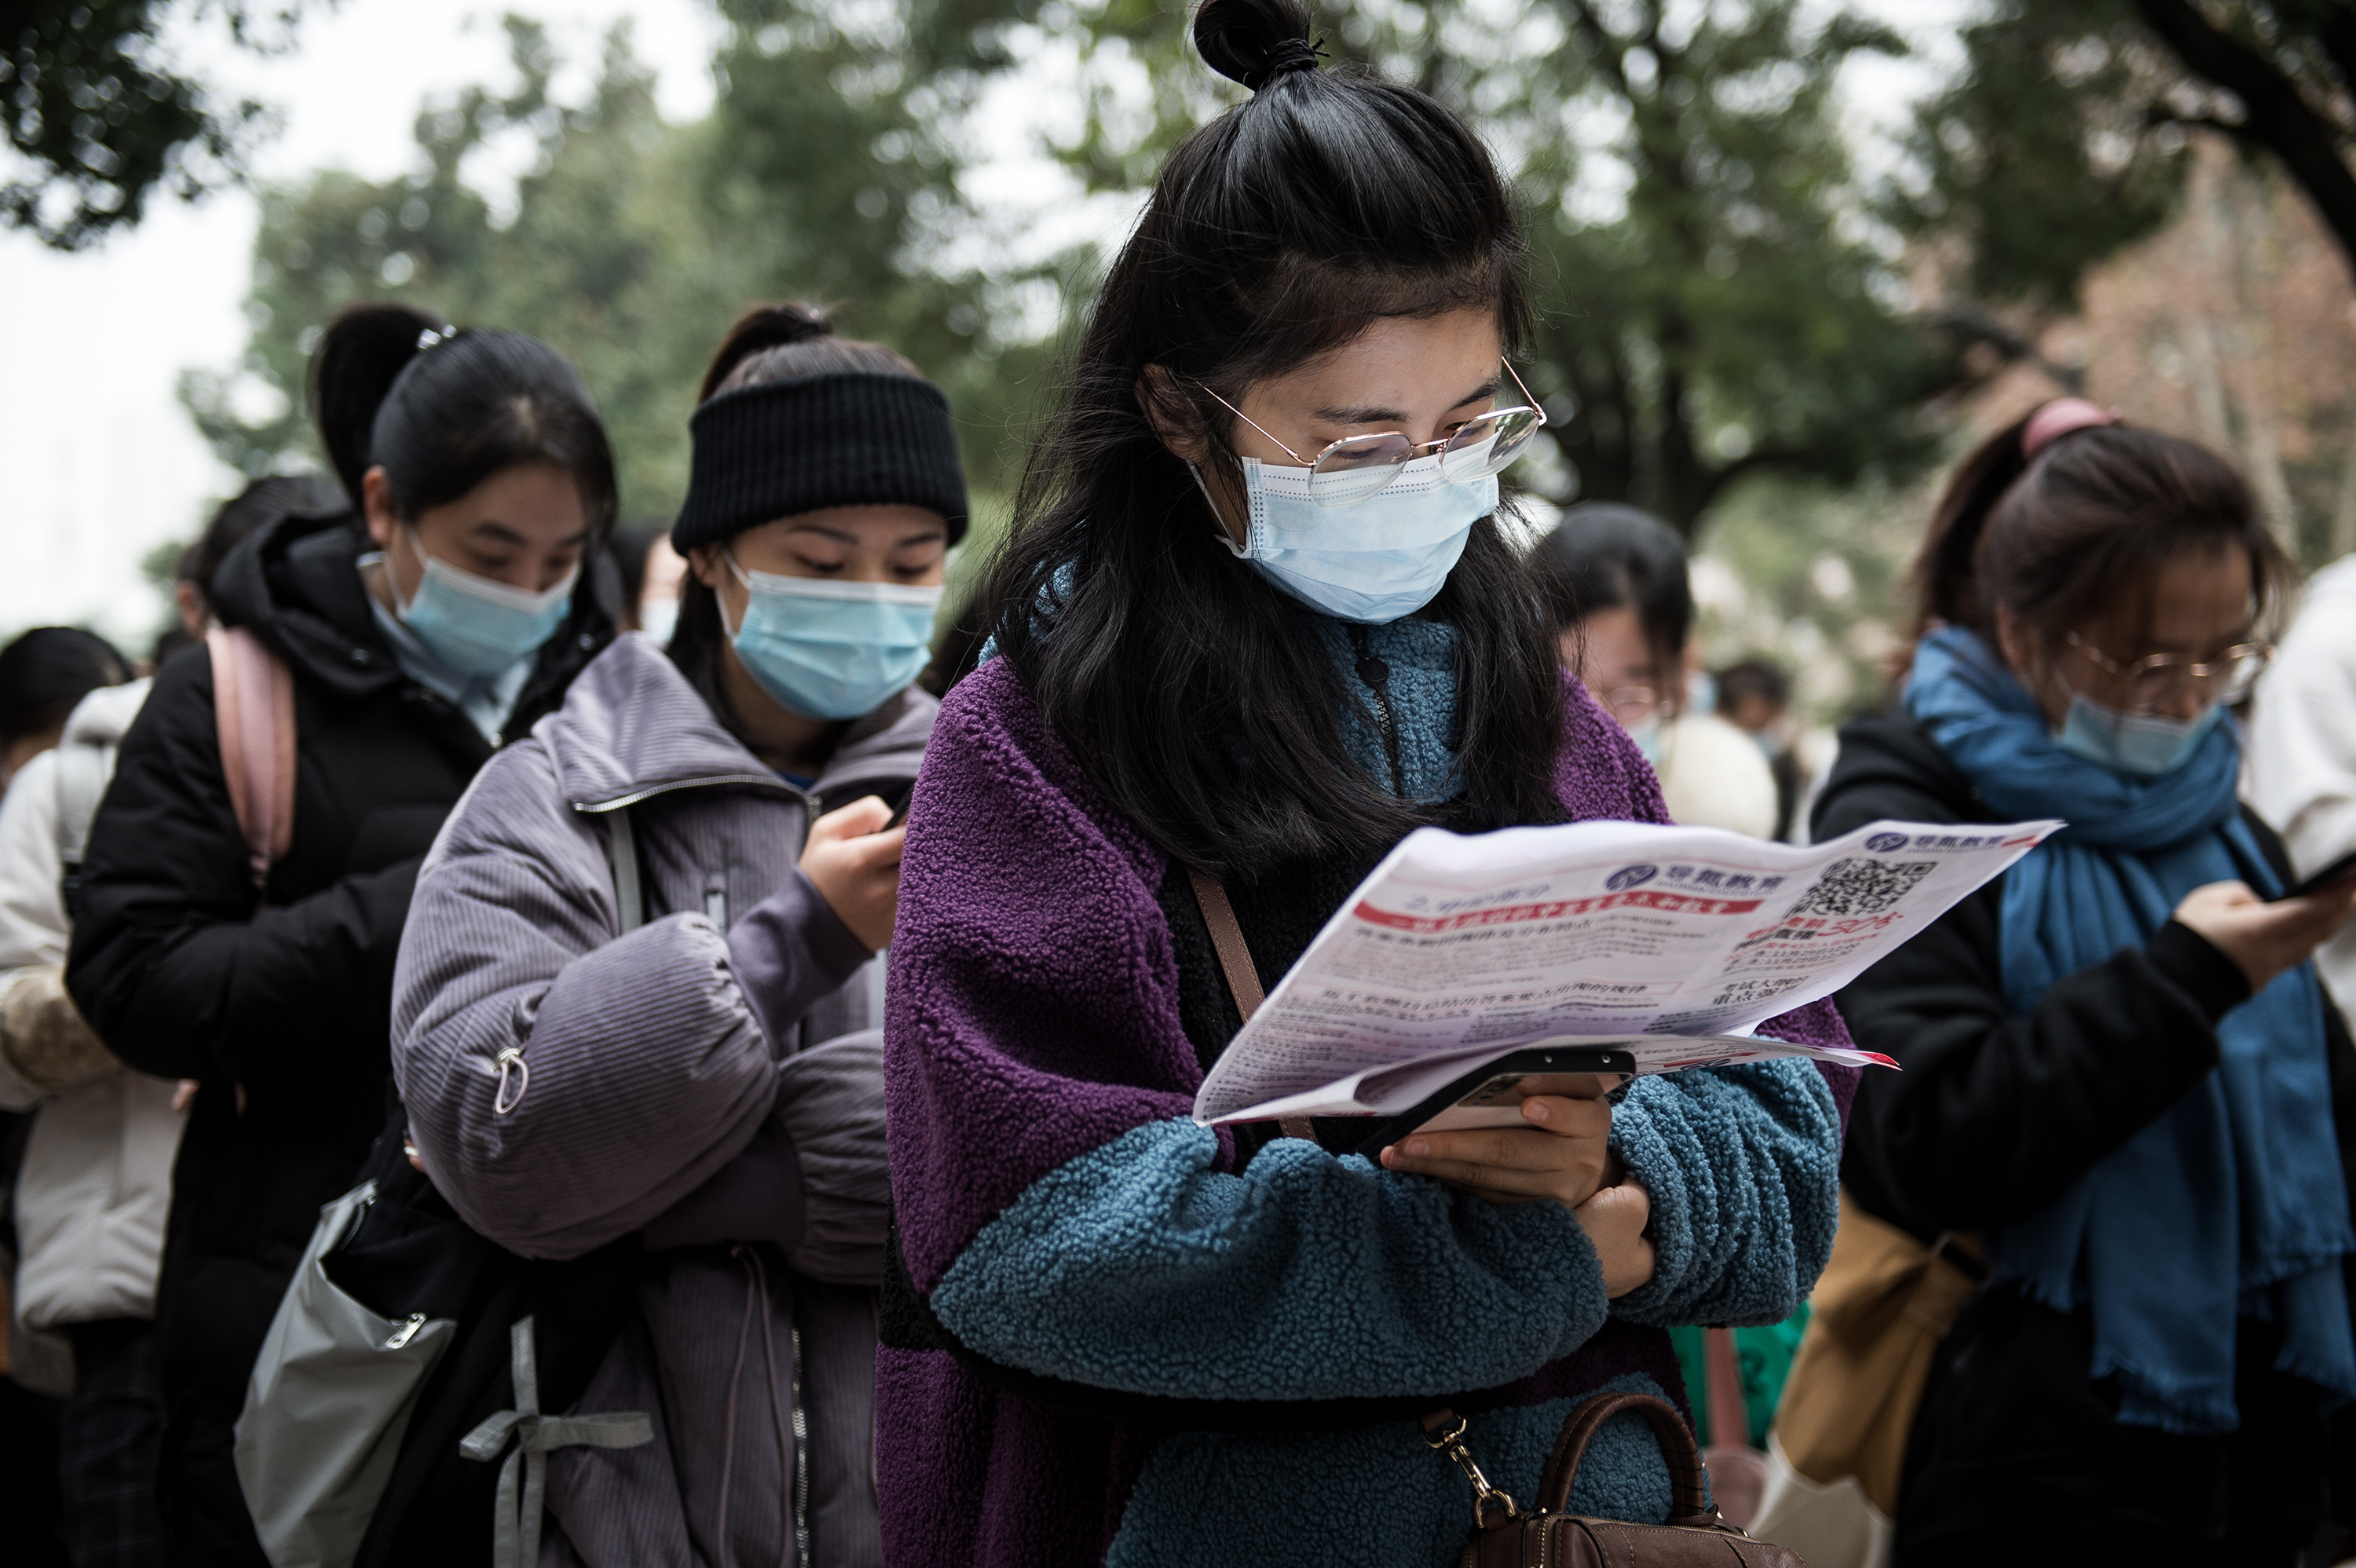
[
  {"left": 1813, "top": 711, "right": 2356, "bottom": 1562},
  {"left": 64, "top": 511, "right": 611, "bottom": 1567}
]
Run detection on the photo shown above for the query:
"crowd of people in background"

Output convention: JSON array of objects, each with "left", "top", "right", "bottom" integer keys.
[{"left": 2, "top": 2, "right": 2355, "bottom": 1566}]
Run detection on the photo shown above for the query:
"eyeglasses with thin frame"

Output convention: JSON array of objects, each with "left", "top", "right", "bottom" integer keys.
[
  {"left": 2065, "top": 630, "right": 2274, "bottom": 714},
  {"left": 1194, "top": 360, "right": 1549, "bottom": 508},
  {"left": 1589, "top": 683, "right": 1661, "bottom": 726}
]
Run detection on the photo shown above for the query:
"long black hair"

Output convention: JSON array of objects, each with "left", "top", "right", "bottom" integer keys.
[
  {"left": 309, "top": 302, "right": 618, "bottom": 533},
  {"left": 983, "top": 0, "right": 1563, "bottom": 881}
]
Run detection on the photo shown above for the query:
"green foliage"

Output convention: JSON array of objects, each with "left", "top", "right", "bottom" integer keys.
[
  {"left": 704, "top": 0, "right": 1081, "bottom": 504},
  {"left": 1692, "top": 467, "right": 1930, "bottom": 724},
  {"left": 184, "top": 17, "right": 769, "bottom": 524},
  {"left": 1891, "top": 0, "right": 2186, "bottom": 315},
  {"left": 3, "top": 1, "right": 306, "bottom": 250}
]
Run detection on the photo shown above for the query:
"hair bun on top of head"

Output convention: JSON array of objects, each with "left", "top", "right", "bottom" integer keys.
[{"left": 1194, "top": 0, "right": 1325, "bottom": 90}]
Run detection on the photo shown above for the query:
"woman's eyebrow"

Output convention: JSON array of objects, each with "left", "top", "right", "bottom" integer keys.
[
  {"left": 470, "top": 521, "right": 591, "bottom": 550},
  {"left": 785, "top": 523, "right": 862, "bottom": 546},
  {"left": 1308, "top": 375, "right": 1502, "bottom": 426}
]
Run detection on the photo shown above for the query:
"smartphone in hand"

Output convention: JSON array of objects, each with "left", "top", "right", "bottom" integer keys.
[
  {"left": 1337, "top": 1047, "right": 1636, "bottom": 1157},
  {"left": 2276, "top": 847, "right": 2356, "bottom": 901}
]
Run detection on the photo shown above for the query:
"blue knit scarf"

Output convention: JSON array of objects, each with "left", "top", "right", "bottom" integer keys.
[{"left": 1908, "top": 627, "right": 2356, "bottom": 1432}]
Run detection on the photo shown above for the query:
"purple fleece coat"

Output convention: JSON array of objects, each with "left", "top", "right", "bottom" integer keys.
[
  {"left": 393, "top": 634, "right": 934, "bottom": 1568},
  {"left": 880, "top": 653, "right": 1858, "bottom": 1568}
]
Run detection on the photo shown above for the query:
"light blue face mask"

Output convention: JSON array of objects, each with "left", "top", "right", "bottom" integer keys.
[
  {"left": 1626, "top": 712, "right": 1663, "bottom": 766},
  {"left": 395, "top": 533, "right": 576, "bottom": 678},
  {"left": 725, "top": 553, "right": 945, "bottom": 721},
  {"left": 2054, "top": 689, "right": 2224, "bottom": 777},
  {"left": 1198, "top": 451, "right": 1495, "bottom": 624}
]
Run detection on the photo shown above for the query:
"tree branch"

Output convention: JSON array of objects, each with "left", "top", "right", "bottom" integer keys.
[
  {"left": 1922, "top": 304, "right": 2086, "bottom": 393},
  {"left": 2133, "top": 0, "right": 2356, "bottom": 274}
]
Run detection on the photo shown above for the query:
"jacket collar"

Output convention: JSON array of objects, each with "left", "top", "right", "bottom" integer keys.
[{"left": 539, "top": 634, "right": 936, "bottom": 810}]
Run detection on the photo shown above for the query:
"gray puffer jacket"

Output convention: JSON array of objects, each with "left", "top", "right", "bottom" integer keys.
[{"left": 390, "top": 632, "right": 933, "bottom": 1568}]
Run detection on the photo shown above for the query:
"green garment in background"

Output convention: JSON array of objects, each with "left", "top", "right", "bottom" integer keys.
[{"left": 1670, "top": 1303, "right": 1811, "bottom": 1448}]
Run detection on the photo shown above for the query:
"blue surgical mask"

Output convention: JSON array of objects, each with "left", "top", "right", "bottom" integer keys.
[
  {"left": 724, "top": 553, "right": 944, "bottom": 721},
  {"left": 1198, "top": 452, "right": 1494, "bottom": 624},
  {"left": 395, "top": 532, "right": 576, "bottom": 678},
  {"left": 2054, "top": 690, "right": 2224, "bottom": 777},
  {"left": 1626, "top": 712, "right": 1663, "bottom": 766}
]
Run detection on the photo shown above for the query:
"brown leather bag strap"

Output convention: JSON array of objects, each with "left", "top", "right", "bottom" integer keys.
[
  {"left": 1186, "top": 868, "right": 1314, "bottom": 1144},
  {"left": 1187, "top": 868, "right": 1266, "bottom": 1020},
  {"left": 1537, "top": 1391, "right": 1713, "bottom": 1521}
]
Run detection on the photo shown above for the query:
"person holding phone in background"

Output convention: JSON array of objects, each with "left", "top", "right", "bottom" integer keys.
[
  {"left": 390, "top": 304, "right": 957, "bottom": 1568},
  {"left": 1813, "top": 400, "right": 2356, "bottom": 1563}
]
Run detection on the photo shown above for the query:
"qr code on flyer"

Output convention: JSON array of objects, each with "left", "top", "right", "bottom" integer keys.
[{"left": 1784, "top": 857, "right": 1936, "bottom": 918}]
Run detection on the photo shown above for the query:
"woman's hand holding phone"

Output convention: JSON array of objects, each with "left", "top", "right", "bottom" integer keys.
[
  {"left": 2175, "top": 876, "right": 2356, "bottom": 996},
  {"left": 799, "top": 795, "right": 906, "bottom": 952},
  {"left": 1380, "top": 1081, "right": 1655, "bottom": 1297},
  {"left": 1378, "top": 1089, "right": 1615, "bottom": 1208}
]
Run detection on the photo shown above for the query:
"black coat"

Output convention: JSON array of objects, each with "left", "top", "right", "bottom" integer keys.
[
  {"left": 1814, "top": 712, "right": 2356, "bottom": 1563},
  {"left": 65, "top": 513, "right": 610, "bottom": 1567}
]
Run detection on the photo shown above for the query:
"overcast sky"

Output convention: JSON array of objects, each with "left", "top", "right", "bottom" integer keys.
[{"left": 1, "top": 0, "right": 1966, "bottom": 649}]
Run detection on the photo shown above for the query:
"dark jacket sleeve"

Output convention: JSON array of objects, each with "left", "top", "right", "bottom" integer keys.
[
  {"left": 1816, "top": 748, "right": 2247, "bottom": 1239},
  {"left": 65, "top": 652, "right": 424, "bottom": 1086}
]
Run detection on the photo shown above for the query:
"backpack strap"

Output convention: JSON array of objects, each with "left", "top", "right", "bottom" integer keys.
[
  {"left": 1186, "top": 868, "right": 1315, "bottom": 1143},
  {"left": 207, "top": 627, "right": 297, "bottom": 894},
  {"left": 603, "top": 808, "right": 644, "bottom": 935},
  {"left": 52, "top": 731, "right": 110, "bottom": 873}
]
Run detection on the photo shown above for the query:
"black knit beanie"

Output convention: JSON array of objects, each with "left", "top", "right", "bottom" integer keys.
[{"left": 671, "top": 371, "right": 970, "bottom": 550}]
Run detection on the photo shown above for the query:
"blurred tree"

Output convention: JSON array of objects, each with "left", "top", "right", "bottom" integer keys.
[
  {"left": 701, "top": 0, "right": 1077, "bottom": 503},
  {"left": 1890, "top": 1, "right": 2187, "bottom": 346},
  {"left": 3, "top": 1, "right": 316, "bottom": 249},
  {"left": 2131, "top": 0, "right": 2356, "bottom": 274},
  {"left": 183, "top": 17, "right": 769, "bottom": 521},
  {"left": 191, "top": 5, "right": 1076, "bottom": 524}
]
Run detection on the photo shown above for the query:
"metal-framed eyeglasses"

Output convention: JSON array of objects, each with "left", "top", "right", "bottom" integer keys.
[
  {"left": 1195, "top": 360, "right": 1549, "bottom": 507},
  {"left": 2064, "top": 630, "right": 2274, "bottom": 713}
]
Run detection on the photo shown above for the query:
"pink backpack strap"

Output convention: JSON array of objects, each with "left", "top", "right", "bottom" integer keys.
[{"left": 207, "top": 627, "right": 297, "bottom": 894}]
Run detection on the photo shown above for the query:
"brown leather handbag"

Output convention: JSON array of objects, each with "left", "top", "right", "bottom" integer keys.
[{"left": 1426, "top": 1391, "right": 1807, "bottom": 1567}]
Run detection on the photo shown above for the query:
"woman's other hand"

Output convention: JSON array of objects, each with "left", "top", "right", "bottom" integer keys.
[
  {"left": 1571, "top": 1181, "right": 1655, "bottom": 1298},
  {"left": 2174, "top": 877, "right": 2356, "bottom": 996},
  {"left": 1379, "top": 1091, "right": 1614, "bottom": 1209},
  {"left": 799, "top": 795, "right": 905, "bottom": 952}
]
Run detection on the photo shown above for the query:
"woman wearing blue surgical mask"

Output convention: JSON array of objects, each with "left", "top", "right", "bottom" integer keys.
[
  {"left": 1810, "top": 400, "right": 2356, "bottom": 1563},
  {"left": 64, "top": 302, "right": 618, "bottom": 1566},
  {"left": 873, "top": 5, "right": 1859, "bottom": 1564},
  {"left": 389, "top": 303, "right": 955, "bottom": 1568}
]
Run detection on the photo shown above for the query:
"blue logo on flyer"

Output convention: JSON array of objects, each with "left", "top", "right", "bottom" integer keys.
[
  {"left": 1605, "top": 864, "right": 1658, "bottom": 890},
  {"left": 1864, "top": 832, "right": 1908, "bottom": 853}
]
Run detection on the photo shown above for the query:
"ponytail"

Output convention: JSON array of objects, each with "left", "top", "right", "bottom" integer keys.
[
  {"left": 305, "top": 301, "right": 619, "bottom": 535},
  {"left": 1908, "top": 411, "right": 2036, "bottom": 638},
  {"left": 696, "top": 302, "right": 921, "bottom": 405},
  {"left": 309, "top": 302, "right": 445, "bottom": 509}
]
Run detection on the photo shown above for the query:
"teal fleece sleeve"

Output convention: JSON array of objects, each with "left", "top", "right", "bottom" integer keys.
[
  {"left": 1606, "top": 1058, "right": 1841, "bottom": 1328},
  {"left": 926, "top": 1118, "right": 1611, "bottom": 1401}
]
